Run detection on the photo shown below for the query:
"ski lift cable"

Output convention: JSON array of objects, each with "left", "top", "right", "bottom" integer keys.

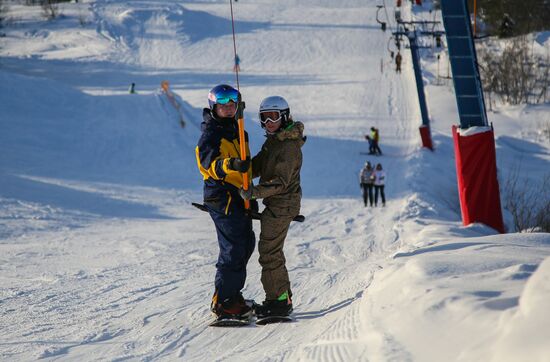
[
  {"left": 228, "top": 0, "right": 250, "bottom": 210},
  {"left": 229, "top": 0, "right": 240, "bottom": 90}
]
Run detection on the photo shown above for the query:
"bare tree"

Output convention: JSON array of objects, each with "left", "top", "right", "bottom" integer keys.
[
  {"left": 0, "top": 0, "right": 8, "bottom": 28},
  {"left": 478, "top": 37, "right": 549, "bottom": 105},
  {"left": 538, "top": 119, "right": 550, "bottom": 144},
  {"left": 503, "top": 164, "right": 550, "bottom": 233},
  {"left": 41, "top": 0, "right": 59, "bottom": 20},
  {"left": 78, "top": 2, "right": 88, "bottom": 27},
  {"left": 534, "top": 49, "right": 550, "bottom": 104}
]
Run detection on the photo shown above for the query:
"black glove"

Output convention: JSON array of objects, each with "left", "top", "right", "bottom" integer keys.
[
  {"left": 250, "top": 199, "right": 259, "bottom": 212},
  {"left": 239, "top": 186, "right": 254, "bottom": 200},
  {"left": 228, "top": 157, "right": 250, "bottom": 173}
]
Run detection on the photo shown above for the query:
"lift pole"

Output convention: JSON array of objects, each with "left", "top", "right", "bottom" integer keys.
[
  {"left": 393, "top": 21, "right": 442, "bottom": 150},
  {"left": 440, "top": 0, "right": 504, "bottom": 233}
]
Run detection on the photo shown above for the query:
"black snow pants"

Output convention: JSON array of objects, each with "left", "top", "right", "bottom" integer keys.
[
  {"left": 374, "top": 185, "right": 386, "bottom": 206},
  {"left": 361, "top": 183, "right": 374, "bottom": 206},
  {"left": 206, "top": 194, "right": 255, "bottom": 302}
]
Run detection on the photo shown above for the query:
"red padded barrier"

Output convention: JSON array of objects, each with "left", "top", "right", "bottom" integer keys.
[
  {"left": 452, "top": 125, "right": 505, "bottom": 233},
  {"left": 419, "top": 125, "right": 433, "bottom": 150}
]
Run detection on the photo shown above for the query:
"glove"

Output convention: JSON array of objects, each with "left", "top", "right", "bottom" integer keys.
[
  {"left": 250, "top": 199, "right": 259, "bottom": 212},
  {"left": 239, "top": 186, "right": 254, "bottom": 200},
  {"left": 228, "top": 157, "right": 250, "bottom": 173}
]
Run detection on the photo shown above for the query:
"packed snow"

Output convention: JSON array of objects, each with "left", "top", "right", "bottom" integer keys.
[{"left": 1, "top": 0, "right": 549, "bottom": 361}]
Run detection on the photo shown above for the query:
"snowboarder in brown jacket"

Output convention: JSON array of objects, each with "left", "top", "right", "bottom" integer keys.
[{"left": 239, "top": 96, "right": 305, "bottom": 318}]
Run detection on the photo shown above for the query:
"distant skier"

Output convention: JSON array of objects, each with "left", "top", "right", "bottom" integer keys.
[
  {"left": 395, "top": 52, "right": 402, "bottom": 73},
  {"left": 359, "top": 161, "right": 375, "bottom": 207},
  {"left": 239, "top": 96, "right": 305, "bottom": 320},
  {"left": 365, "top": 134, "right": 375, "bottom": 155},
  {"left": 370, "top": 127, "right": 383, "bottom": 155},
  {"left": 373, "top": 163, "right": 386, "bottom": 207},
  {"left": 195, "top": 84, "right": 255, "bottom": 321},
  {"left": 233, "top": 54, "right": 241, "bottom": 72}
]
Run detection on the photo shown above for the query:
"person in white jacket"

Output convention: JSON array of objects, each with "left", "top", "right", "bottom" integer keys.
[{"left": 373, "top": 163, "right": 386, "bottom": 207}]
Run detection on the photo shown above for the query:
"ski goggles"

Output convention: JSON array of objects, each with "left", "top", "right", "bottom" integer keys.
[
  {"left": 259, "top": 111, "right": 283, "bottom": 124},
  {"left": 209, "top": 87, "right": 239, "bottom": 105}
]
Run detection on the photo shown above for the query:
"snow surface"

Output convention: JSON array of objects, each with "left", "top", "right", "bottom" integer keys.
[{"left": 1, "top": 0, "right": 549, "bottom": 361}]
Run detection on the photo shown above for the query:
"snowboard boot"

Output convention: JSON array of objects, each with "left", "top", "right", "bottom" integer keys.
[
  {"left": 210, "top": 290, "right": 218, "bottom": 314},
  {"left": 255, "top": 291, "right": 293, "bottom": 318},
  {"left": 211, "top": 291, "right": 252, "bottom": 319}
]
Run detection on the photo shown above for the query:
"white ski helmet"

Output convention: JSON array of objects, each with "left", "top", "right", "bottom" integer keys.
[{"left": 258, "top": 96, "right": 291, "bottom": 129}]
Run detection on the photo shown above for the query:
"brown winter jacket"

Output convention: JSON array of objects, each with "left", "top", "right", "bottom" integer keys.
[{"left": 251, "top": 121, "right": 305, "bottom": 217}]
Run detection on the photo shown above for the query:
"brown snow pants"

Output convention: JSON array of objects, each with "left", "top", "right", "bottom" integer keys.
[{"left": 258, "top": 206, "right": 294, "bottom": 300}]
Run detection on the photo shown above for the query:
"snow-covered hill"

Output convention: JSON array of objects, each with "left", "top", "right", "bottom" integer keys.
[{"left": 1, "top": 1, "right": 549, "bottom": 361}]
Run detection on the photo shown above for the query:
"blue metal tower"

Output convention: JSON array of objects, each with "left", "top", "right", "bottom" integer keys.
[
  {"left": 440, "top": 0, "right": 505, "bottom": 233},
  {"left": 440, "top": 0, "right": 488, "bottom": 128}
]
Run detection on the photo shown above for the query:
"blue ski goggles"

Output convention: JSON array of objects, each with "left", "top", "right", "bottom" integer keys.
[{"left": 208, "top": 87, "right": 239, "bottom": 105}]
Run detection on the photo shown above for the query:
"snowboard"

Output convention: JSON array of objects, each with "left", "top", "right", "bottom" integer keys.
[
  {"left": 255, "top": 315, "right": 293, "bottom": 325},
  {"left": 209, "top": 314, "right": 253, "bottom": 327},
  {"left": 360, "top": 152, "right": 382, "bottom": 156}
]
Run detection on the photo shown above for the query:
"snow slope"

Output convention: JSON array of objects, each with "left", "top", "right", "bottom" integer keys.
[{"left": 1, "top": 0, "right": 549, "bottom": 361}]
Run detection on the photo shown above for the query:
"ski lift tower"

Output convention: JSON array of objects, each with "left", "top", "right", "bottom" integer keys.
[
  {"left": 393, "top": 20, "right": 442, "bottom": 150},
  {"left": 440, "top": 0, "right": 505, "bottom": 233}
]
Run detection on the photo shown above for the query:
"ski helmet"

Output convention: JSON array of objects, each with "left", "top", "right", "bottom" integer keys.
[
  {"left": 258, "top": 96, "right": 290, "bottom": 129},
  {"left": 208, "top": 84, "right": 240, "bottom": 111}
]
